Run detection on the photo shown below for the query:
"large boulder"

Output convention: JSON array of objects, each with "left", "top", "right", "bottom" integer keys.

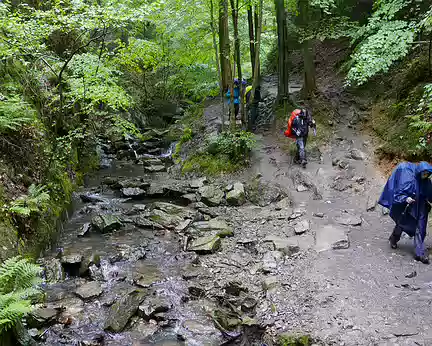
[
  {"left": 104, "top": 290, "right": 147, "bottom": 333},
  {"left": 198, "top": 185, "right": 224, "bottom": 206},
  {"left": 187, "top": 235, "right": 221, "bottom": 254},
  {"left": 226, "top": 182, "right": 246, "bottom": 206},
  {"left": 190, "top": 217, "right": 233, "bottom": 238},
  {"left": 138, "top": 295, "right": 172, "bottom": 320},
  {"left": 27, "top": 307, "right": 59, "bottom": 328},
  {"left": 91, "top": 214, "right": 123, "bottom": 233},
  {"left": 121, "top": 187, "right": 146, "bottom": 199},
  {"left": 132, "top": 262, "right": 163, "bottom": 288},
  {"left": 75, "top": 281, "right": 103, "bottom": 300}
]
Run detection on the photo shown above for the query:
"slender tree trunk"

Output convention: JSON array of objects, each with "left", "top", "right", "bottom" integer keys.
[
  {"left": 210, "top": 0, "right": 225, "bottom": 131},
  {"left": 275, "top": 0, "right": 289, "bottom": 110},
  {"left": 254, "top": 7, "right": 261, "bottom": 78},
  {"left": 247, "top": 5, "right": 255, "bottom": 76},
  {"left": 429, "top": 34, "right": 432, "bottom": 77},
  {"left": 219, "top": 0, "right": 234, "bottom": 128},
  {"left": 298, "top": 0, "right": 316, "bottom": 97},
  {"left": 230, "top": 0, "right": 245, "bottom": 127},
  {"left": 249, "top": 0, "right": 263, "bottom": 107},
  {"left": 219, "top": 0, "right": 230, "bottom": 91}
]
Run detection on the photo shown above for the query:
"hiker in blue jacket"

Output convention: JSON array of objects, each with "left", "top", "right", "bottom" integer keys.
[
  {"left": 226, "top": 78, "right": 240, "bottom": 120},
  {"left": 378, "top": 161, "right": 432, "bottom": 264}
]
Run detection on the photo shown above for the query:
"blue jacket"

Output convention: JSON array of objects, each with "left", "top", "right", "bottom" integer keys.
[
  {"left": 378, "top": 161, "right": 432, "bottom": 236},
  {"left": 226, "top": 86, "right": 240, "bottom": 105}
]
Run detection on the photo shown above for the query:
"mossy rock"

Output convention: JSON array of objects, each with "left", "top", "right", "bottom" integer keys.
[{"left": 278, "top": 334, "right": 312, "bottom": 346}]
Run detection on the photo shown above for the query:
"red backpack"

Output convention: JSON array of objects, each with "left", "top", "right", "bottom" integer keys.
[{"left": 284, "top": 109, "right": 301, "bottom": 138}]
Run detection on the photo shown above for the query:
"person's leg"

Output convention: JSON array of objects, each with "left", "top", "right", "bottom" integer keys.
[
  {"left": 389, "top": 224, "right": 403, "bottom": 249},
  {"left": 235, "top": 104, "right": 240, "bottom": 119},
  {"left": 295, "top": 138, "right": 302, "bottom": 164},
  {"left": 303, "top": 136, "right": 308, "bottom": 163},
  {"left": 414, "top": 214, "right": 428, "bottom": 263},
  {"left": 297, "top": 137, "right": 306, "bottom": 167}
]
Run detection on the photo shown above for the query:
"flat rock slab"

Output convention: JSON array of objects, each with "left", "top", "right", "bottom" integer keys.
[
  {"left": 263, "top": 235, "right": 314, "bottom": 255},
  {"left": 132, "top": 262, "right": 163, "bottom": 288},
  {"left": 75, "top": 281, "right": 103, "bottom": 300},
  {"left": 315, "top": 225, "right": 350, "bottom": 252},
  {"left": 334, "top": 214, "right": 362, "bottom": 226},
  {"left": 187, "top": 235, "right": 221, "bottom": 254}
]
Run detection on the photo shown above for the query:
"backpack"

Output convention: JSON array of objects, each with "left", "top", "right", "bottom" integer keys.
[{"left": 284, "top": 109, "right": 301, "bottom": 138}]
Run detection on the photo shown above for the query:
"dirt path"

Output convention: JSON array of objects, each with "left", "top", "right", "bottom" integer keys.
[{"left": 245, "top": 92, "right": 432, "bottom": 345}]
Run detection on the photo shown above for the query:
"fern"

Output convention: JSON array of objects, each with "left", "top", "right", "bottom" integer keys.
[
  {"left": 0, "top": 96, "right": 35, "bottom": 133},
  {"left": 8, "top": 184, "right": 50, "bottom": 217},
  {"left": 0, "top": 256, "right": 42, "bottom": 334}
]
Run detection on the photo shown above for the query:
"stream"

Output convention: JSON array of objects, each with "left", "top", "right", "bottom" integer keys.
[{"left": 32, "top": 134, "right": 266, "bottom": 346}]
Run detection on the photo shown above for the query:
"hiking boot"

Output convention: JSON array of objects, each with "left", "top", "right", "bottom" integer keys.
[
  {"left": 414, "top": 255, "right": 430, "bottom": 264},
  {"left": 389, "top": 235, "right": 398, "bottom": 249},
  {"left": 301, "top": 160, "right": 307, "bottom": 168}
]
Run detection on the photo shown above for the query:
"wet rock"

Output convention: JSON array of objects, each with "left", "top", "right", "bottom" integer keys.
[
  {"left": 187, "top": 235, "right": 221, "bottom": 254},
  {"left": 104, "top": 290, "right": 147, "bottom": 333},
  {"left": 212, "top": 308, "right": 242, "bottom": 331},
  {"left": 274, "top": 197, "right": 292, "bottom": 211},
  {"left": 27, "top": 307, "right": 59, "bottom": 328},
  {"left": 80, "top": 192, "right": 105, "bottom": 204},
  {"left": 149, "top": 209, "right": 187, "bottom": 230},
  {"left": 198, "top": 185, "right": 224, "bottom": 206},
  {"left": 103, "top": 176, "right": 119, "bottom": 186},
  {"left": 91, "top": 214, "right": 122, "bottom": 233},
  {"left": 100, "top": 282, "right": 136, "bottom": 307},
  {"left": 181, "top": 320, "right": 224, "bottom": 344},
  {"left": 182, "top": 193, "right": 198, "bottom": 203},
  {"left": 313, "top": 212, "right": 324, "bottom": 218},
  {"left": 142, "top": 158, "right": 164, "bottom": 167},
  {"left": 188, "top": 284, "right": 206, "bottom": 298},
  {"left": 40, "top": 258, "right": 65, "bottom": 283},
  {"left": 175, "top": 219, "right": 193, "bottom": 232},
  {"left": 262, "top": 276, "right": 279, "bottom": 291},
  {"left": 181, "top": 264, "right": 202, "bottom": 280},
  {"left": 138, "top": 295, "right": 172, "bottom": 320},
  {"left": 75, "top": 281, "right": 103, "bottom": 300},
  {"left": 350, "top": 149, "right": 367, "bottom": 161},
  {"left": 77, "top": 222, "right": 91, "bottom": 237},
  {"left": 332, "top": 158, "right": 349, "bottom": 169},
  {"left": 315, "top": 225, "right": 350, "bottom": 252},
  {"left": 294, "top": 219, "right": 310, "bottom": 235},
  {"left": 241, "top": 297, "right": 257, "bottom": 313},
  {"left": 114, "top": 243, "right": 147, "bottom": 262},
  {"left": 366, "top": 196, "right": 377, "bottom": 211},
  {"left": 153, "top": 202, "right": 196, "bottom": 219},
  {"left": 121, "top": 187, "right": 146, "bottom": 198},
  {"left": 79, "top": 253, "right": 101, "bottom": 277},
  {"left": 246, "top": 180, "right": 288, "bottom": 207},
  {"left": 225, "top": 281, "right": 248, "bottom": 296},
  {"left": 331, "top": 180, "right": 352, "bottom": 192},
  {"left": 262, "top": 251, "right": 283, "bottom": 273},
  {"left": 226, "top": 182, "right": 246, "bottom": 206},
  {"left": 190, "top": 177, "right": 208, "bottom": 189},
  {"left": 264, "top": 235, "right": 313, "bottom": 255},
  {"left": 296, "top": 184, "right": 308, "bottom": 192},
  {"left": 335, "top": 214, "right": 362, "bottom": 226},
  {"left": 129, "top": 319, "right": 159, "bottom": 340},
  {"left": 133, "top": 215, "right": 164, "bottom": 229},
  {"left": 289, "top": 209, "right": 305, "bottom": 220},
  {"left": 191, "top": 217, "right": 234, "bottom": 238},
  {"left": 132, "top": 262, "right": 163, "bottom": 288},
  {"left": 144, "top": 164, "right": 166, "bottom": 173}
]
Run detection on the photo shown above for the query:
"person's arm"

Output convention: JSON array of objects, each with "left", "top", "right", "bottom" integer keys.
[{"left": 291, "top": 117, "right": 301, "bottom": 137}]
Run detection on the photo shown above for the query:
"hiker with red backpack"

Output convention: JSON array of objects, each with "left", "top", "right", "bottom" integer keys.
[{"left": 284, "top": 108, "right": 316, "bottom": 168}]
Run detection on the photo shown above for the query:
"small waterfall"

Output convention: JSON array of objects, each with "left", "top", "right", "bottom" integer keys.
[{"left": 160, "top": 141, "right": 177, "bottom": 158}]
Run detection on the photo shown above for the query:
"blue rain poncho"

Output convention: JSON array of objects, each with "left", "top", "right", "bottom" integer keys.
[{"left": 378, "top": 161, "right": 432, "bottom": 236}]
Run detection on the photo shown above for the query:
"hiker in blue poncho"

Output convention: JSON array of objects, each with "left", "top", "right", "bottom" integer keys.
[{"left": 378, "top": 161, "right": 432, "bottom": 264}]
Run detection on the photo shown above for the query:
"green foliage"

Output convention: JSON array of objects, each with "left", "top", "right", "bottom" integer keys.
[
  {"left": 110, "top": 115, "right": 149, "bottom": 142},
  {"left": 0, "top": 96, "right": 35, "bottom": 133},
  {"left": 0, "top": 256, "right": 42, "bottom": 334},
  {"left": 278, "top": 334, "right": 311, "bottom": 346},
  {"left": 210, "top": 131, "right": 255, "bottom": 163},
  {"left": 182, "top": 152, "right": 243, "bottom": 175},
  {"left": 8, "top": 185, "right": 50, "bottom": 217},
  {"left": 347, "top": 21, "right": 415, "bottom": 85}
]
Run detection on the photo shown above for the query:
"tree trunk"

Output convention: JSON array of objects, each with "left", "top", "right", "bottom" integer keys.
[
  {"left": 249, "top": 0, "right": 263, "bottom": 107},
  {"left": 254, "top": 7, "right": 260, "bottom": 78},
  {"left": 210, "top": 0, "right": 225, "bottom": 131},
  {"left": 247, "top": 5, "right": 255, "bottom": 76},
  {"left": 219, "top": 0, "right": 230, "bottom": 91},
  {"left": 275, "top": 0, "right": 289, "bottom": 110},
  {"left": 298, "top": 0, "right": 316, "bottom": 98},
  {"left": 230, "top": 0, "right": 245, "bottom": 127}
]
